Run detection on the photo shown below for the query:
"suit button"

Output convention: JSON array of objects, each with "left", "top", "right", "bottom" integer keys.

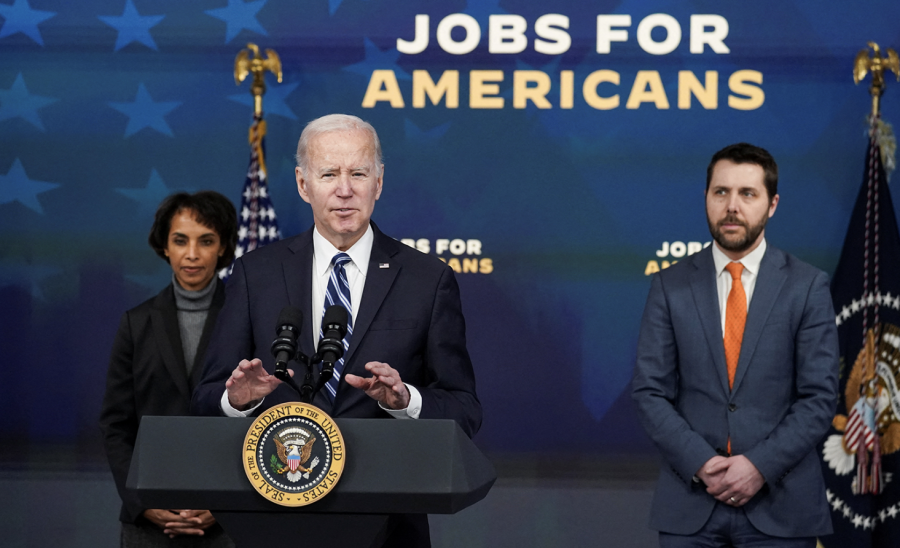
[{"left": 728, "top": 403, "right": 737, "bottom": 412}]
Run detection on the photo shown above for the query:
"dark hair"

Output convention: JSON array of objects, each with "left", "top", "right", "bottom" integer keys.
[
  {"left": 148, "top": 191, "right": 238, "bottom": 270},
  {"left": 706, "top": 143, "right": 778, "bottom": 201}
]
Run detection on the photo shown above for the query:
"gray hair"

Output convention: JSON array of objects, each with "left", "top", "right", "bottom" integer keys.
[{"left": 294, "top": 114, "right": 383, "bottom": 175}]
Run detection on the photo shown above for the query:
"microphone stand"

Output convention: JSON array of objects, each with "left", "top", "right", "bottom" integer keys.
[{"left": 272, "top": 352, "right": 329, "bottom": 405}]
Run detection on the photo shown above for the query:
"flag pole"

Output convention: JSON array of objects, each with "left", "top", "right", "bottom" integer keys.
[{"left": 223, "top": 44, "right": 284, "bottom": 277}]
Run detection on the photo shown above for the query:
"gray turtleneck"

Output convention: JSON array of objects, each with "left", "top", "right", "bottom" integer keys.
[{"left": 172, "top": 275, "right": 217, "bottom": 373}]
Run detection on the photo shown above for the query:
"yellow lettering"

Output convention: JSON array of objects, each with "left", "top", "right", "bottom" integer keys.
[
  {"left": 469, "top": 70, "right": 504, "bottom": 109},
  {"left": 479, "top": 258, "right": 493, "bottom": 274},
  {"left": 678, "top": 70, "right": 717, "bottom": 109},
  {"left": 560, "top": 70, "right": 574, "bottom": 109},
  {"left": 361, "top": 70, "right": 405, "bottom": 108},
  {"left": 728, "top": 70, "right": 764, "bottom": 110},
  {"left": 513, "top": 70, "right": 552, "bottom": 109},
  {"left": 413, "top": 70, "right": 459, "bottom": 108},
  {"left": 582, "top": 70, "right": 620, "bottom": 110},
  {"left": 626, "top": 71, "right": 669, "bottom": 109},
  {"left": 447, "top": 258, "right": 462, "bottom": 273},
  {"left": 644, "top": 260, "right": 660, "bottom": 276}
]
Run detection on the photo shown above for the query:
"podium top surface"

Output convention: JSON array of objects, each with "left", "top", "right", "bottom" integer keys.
[{"left": 127, "top": 415, "right": 495, "bottom": 514}]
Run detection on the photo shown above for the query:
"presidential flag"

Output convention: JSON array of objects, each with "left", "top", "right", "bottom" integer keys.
[
  {"left": 221, "top": 113, "right": 280, "bottom": 279},
  {"left": 820, "top": 119, "right": 900, "bottom": 546}
]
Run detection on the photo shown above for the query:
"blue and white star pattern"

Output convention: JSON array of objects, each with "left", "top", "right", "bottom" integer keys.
[
  {"left": 108, "top": 83, "right": 181, "bottom": 137},
  {"left": 343, "top": 38, "right": 410, "bottom": 80},
  {"left": 205, "top": 0, "right": 268, "bottom": 43},
  {"left": 0, "top": 158, "right": 58, "bottom": 213},
  {"left": 0, "top": 73, "right": 56, "bottom": 131},
  {"left": 0, "top": 0, "right": 55, "bottom": 45},
  {"left": 114, "top": 169, "right": 182, "bottom": 217},
  {"left": 98, "top": 0, "right": 164, "bottom": 52}
]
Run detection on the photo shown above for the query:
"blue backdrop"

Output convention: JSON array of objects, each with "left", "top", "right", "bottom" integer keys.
[{"left": 1, "top": 0, "right": 899, "bottom": 460}]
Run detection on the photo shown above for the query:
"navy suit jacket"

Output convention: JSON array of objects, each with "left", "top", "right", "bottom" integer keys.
[
  {"left": 191, "top": 223, "right": 482, "bottom": 438},
  {"left": 632, "top": 244, "right": 839, "bottom": 537}
]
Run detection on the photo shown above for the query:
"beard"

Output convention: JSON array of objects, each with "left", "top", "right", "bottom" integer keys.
[{"left": 707, "top": 211, "right": 769, "bottom": 254}]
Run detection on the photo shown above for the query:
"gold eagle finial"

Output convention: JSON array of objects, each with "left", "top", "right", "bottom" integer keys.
[
  {"left": 854, "top": 42, "right": 900, "bottom": 118},
  {"left": 234, "top": 43, "right": 283, "bottom": 117}
]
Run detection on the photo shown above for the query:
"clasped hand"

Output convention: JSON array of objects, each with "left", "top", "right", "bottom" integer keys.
[
  {"left": 143, "top": 509, "right": 215, "bottom": 538},
  {"left": 696, "top": 454, "right": 765, "bottom": 507}
]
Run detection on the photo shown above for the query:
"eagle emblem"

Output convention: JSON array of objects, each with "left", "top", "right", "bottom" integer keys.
[
  {"left": 271, "top": 426, "right": 319, "bottom": 482},
  {"left": 823, "top": 324, "right": 900, "bottom": 494}
]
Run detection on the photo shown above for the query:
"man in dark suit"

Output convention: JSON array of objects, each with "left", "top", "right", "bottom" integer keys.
[
  {"left": 632, "top": 143, "right": 839, "bottom": 547},
  {"left": 191, "top": 114, "right": 481, "bottom": 546}
]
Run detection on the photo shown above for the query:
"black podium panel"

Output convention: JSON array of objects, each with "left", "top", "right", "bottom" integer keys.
[
  {"left": 213, "top": 512, "right": 392, "bottom": 548},
  {"left": 127, "top": 416, "right": 495, "bottom": 515}
]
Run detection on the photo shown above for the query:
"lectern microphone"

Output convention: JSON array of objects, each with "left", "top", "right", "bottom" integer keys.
[
  {"left": 316, "top": 305, "right": 348, "bottom": 383},
  {"left": 271, "top": 305, "right": 303, "bottom": 382}
]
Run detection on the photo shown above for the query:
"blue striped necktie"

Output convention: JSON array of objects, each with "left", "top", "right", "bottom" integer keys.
[{"left": 321, "top": 252, "right": 353, "bottom": 400}]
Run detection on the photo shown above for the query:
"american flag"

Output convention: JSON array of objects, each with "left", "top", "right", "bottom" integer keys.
[{"left": 220, "top": 114, "right": 280, "bottom": 279}]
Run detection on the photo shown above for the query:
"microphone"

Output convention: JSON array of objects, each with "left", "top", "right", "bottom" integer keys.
[
  {"left": 317, "top": 305, "right": 348, "bottom": 382},
  {"left": 271, "top": 305, "right": 303, "bottom": 382}
]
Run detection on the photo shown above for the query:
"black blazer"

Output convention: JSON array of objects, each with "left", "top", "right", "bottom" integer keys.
[
  {"left": 100, "top": 281, "right": 225, "bottom": 523},
  {"left": 191, "top": 223, "right": 482, "bottom": 438}
]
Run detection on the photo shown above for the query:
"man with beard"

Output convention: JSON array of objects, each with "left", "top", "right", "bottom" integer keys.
[{"left": 632, "top": 143, "right": 839, "bottom": 547}]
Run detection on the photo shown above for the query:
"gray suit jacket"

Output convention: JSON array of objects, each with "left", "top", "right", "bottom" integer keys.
[{"left": 632, "top": 244, "right": 839, "bottom": 537}]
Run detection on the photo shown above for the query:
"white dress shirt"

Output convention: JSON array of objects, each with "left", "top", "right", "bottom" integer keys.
[
  {"left": 221, "top": 225, "right": 421, "bottom": 418},
  {"left": 310, "top": 224, "right": 371, "bottom": 342},
  {"left": 711, "top": 238, "right": 767, "bottom": 335}
]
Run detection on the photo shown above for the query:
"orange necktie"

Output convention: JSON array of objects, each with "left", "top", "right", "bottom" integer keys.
[
  {"left": 724, "top": 262, "right": 745, "bottom": 455},
  {"left": 724, "top": 262, "right": 746, "bottom": 390}
]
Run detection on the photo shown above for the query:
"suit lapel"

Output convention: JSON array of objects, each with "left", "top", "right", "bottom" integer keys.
[
  {"left": 731, "top": 246, "right": 787, "bottom": 393},
  {"left": 284, "top": 230, "right": 317, "bottom": 360},
  {"left": 690, "top": 248, "right": 731, "bottom": 396},
  {"left": 333, "top": 225, "right": 400, "bottom": 414},
  {"left": 189, "top": 280, "right": 226, "bottom": 390},
  {"left": 345, "top": 227, "right": 399, "bottom": 367},
  {"left": 150, "top": 285, "right": 192, "bottom": 400}
]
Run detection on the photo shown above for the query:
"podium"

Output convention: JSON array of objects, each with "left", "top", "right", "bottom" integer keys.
[{"left": 127, "top": 416, "right": 496, "bottom": 547}]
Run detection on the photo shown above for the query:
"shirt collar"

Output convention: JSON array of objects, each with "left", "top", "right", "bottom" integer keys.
[
  {"left": 711, "top": 238, "right": 767, "bottom": 277},
  {"left": 312, "top": 224, "right": 374, "bottom": 278}
]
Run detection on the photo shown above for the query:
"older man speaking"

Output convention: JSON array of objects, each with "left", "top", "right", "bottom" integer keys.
[{"left": 192, "top": 114, "right": 482, "bottom": 547}]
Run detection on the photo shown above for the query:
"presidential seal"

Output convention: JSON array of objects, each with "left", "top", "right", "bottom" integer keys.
[{"left": 243, "top": 402, "right": 345, "bottom": 507}]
